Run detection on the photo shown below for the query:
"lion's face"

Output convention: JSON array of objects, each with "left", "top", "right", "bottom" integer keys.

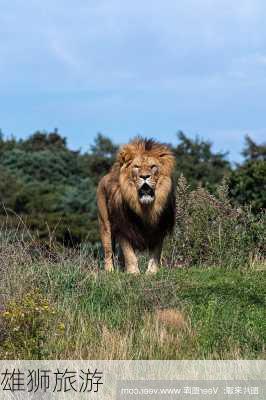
[
  {"left": 117, "top": 139, "right": 175, "bottom": 223},
  {"left": 131, "top": 155, "right": 160, "bottom": 205}
]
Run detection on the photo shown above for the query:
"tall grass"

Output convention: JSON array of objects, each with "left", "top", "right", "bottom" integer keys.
[{"left": 165, "top": 176, "right": 265, "bottom": 268}]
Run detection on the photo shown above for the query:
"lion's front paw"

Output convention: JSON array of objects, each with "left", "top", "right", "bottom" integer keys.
[
  {"left": 126, "top": 265, "right": 140, "bottom": 274},
  {"left": 104, "top": 262, "right": 114, "bottom": 272},
  {"left": 146, "top": 268, "right": 159, "bottom": 275},
  {"left": 146, "top": 259, "right": 159, "bottom": 274}
]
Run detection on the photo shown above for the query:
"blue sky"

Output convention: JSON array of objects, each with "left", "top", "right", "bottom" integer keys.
[{"left": 1, "top": 0, "right": 266, "bottom": 161}]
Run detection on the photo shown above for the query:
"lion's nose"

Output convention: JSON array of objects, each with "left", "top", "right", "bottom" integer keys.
[{"left": 140, "top": 174, "right": 151, "bottom": 180}]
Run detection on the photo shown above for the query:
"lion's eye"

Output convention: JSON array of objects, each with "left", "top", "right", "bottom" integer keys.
[
  {"left": 133, "top": 165, "right": 140, "bottom": 169},
  {"left": 151, "top": 165, "right": 158, "bottom": 171}
]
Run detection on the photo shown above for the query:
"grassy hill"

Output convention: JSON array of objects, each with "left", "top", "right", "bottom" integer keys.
[{"left": 0, "top": 248, "right": 265, "bottom": 360}]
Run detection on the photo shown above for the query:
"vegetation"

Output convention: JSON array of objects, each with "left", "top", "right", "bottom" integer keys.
[
  {"left": 0, "top": 128, "right": 265, "bottom": 359},
  {"left": 166, "top": 177, "right": 265, "bottom": 268},
  {"left": 2, "top": 128, "right": 264, "bottom": 245},
  {"left": 0, "top": 246, "right": 265, "bottom": 359},
  {"left": 173, "top": 131, "right": 230, "bottom": 190},
  {"left": 0, "top": 130, "right": 244, "bottom": 246},
  {"left": 0, "top": 177, "right": 265, "bottom": 359},
  {"left": 229, "top": 136, "right": 266, "bottom": 212}
]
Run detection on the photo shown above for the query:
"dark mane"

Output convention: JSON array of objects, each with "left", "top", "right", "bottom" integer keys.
[
  {"left": 108, "top": 184, "right": 175, "bottom": 251},
  {"left": 143, "top": 138, "right": 157, "bottom": 151},
  {"left": 130, "top": 136, "right": 172, "bottom": 152}
]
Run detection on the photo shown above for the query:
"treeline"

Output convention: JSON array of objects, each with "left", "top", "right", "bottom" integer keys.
[{"left": 0, "top": 129, "right": 265, "bottom": 245}]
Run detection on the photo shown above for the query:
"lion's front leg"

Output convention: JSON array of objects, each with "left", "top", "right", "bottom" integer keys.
[
  {"left": 146, "top": 241, "right": 163, "bottom": 274},
  {"left": 120, "top": 239, "right": 140, "bottom": 274},
  {"left": 97, "top": 179, "right": 114, "bottom": 272},
  {"left": 100, "top": 223, "right": 114, "bottom": 272}
]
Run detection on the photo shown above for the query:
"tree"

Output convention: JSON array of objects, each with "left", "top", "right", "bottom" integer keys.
[
  {"left": 242, "top": 135, "right": 266, "bottom": 161},
  {"left": 0, "top": 130, "right": 99, "bottom": 244},
  {"left": 21, "top": 129, "right": 67, "bottom": 152},
  {"left": 90, "top": 133, "right": 118, "bottom": 158},
  {"left": 85, "top": 133, "right": 119, "bottom": 181},
  {"left": 173, "top": 131, "right": 231, "bottom": 190},
  {"left": 229, "top": 136, "right": 266, "bottom": 212}
]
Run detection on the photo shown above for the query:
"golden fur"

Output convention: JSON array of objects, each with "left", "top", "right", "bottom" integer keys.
[{"left": 97, "top": 138, "right": 176, "bottom": 273}]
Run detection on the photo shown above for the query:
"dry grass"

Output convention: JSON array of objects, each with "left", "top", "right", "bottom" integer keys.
[
  {"left": 155, "top": 308, "right": 188, "bottom": 330},
  {"left": 165, "top": 176, "right": 265, "bottom": 268}
]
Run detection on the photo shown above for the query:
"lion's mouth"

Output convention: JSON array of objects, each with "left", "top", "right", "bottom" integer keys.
[{"left": 138, "top": 183, "right": 155, "bottom": 205}]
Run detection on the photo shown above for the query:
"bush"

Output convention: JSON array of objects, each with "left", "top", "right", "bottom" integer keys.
[
  {"left": 165, "top": 176, "right": 265, "bottom": 268},
  {"left": 0, "top": 167, "right": 23, "bottom": 212},
  {"left": 0, "top": 289, "right": 62, "bottom": 359}
]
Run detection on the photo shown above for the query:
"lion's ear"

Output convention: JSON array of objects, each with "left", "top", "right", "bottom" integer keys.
[
  {"left": 159, "top": 153, "right": 169, "bottom": 158},
  {"left": 117, "top": 145, "right": 133, "bottom": 166},
  {"left": 159, "top": 151, "right": 176, "bottom": 172}
]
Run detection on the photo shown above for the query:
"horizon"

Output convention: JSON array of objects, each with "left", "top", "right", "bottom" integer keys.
[{"left": 0, "top": 126, "right": 261, "bottom": 164}]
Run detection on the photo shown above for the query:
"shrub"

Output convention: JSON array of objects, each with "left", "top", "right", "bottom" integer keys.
[
  {"left": 0, "top": 167, "right": 23, "bottom": 212},
  {"left": 0, "top": 289, "right": 61, "bottom": 359},
  {"left": 165, "top": 176, "right": 265, "bottom": 268}
]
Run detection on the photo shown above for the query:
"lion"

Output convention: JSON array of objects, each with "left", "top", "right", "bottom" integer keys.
[{"left": 97, "top": 137, "right": 176, "bottom": 274}]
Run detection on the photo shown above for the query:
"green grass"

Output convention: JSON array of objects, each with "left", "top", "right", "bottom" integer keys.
[{"left": 1, "top": 257, "right": 265, "bottom": 360}]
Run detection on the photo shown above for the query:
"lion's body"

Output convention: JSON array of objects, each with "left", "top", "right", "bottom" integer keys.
[{"left": 97, "top": 138, "right": 176, "bottom": 273}]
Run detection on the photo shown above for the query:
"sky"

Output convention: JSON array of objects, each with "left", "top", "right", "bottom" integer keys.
[{"left": 1, "top": 0, "right": 266, "bottom": 162}]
